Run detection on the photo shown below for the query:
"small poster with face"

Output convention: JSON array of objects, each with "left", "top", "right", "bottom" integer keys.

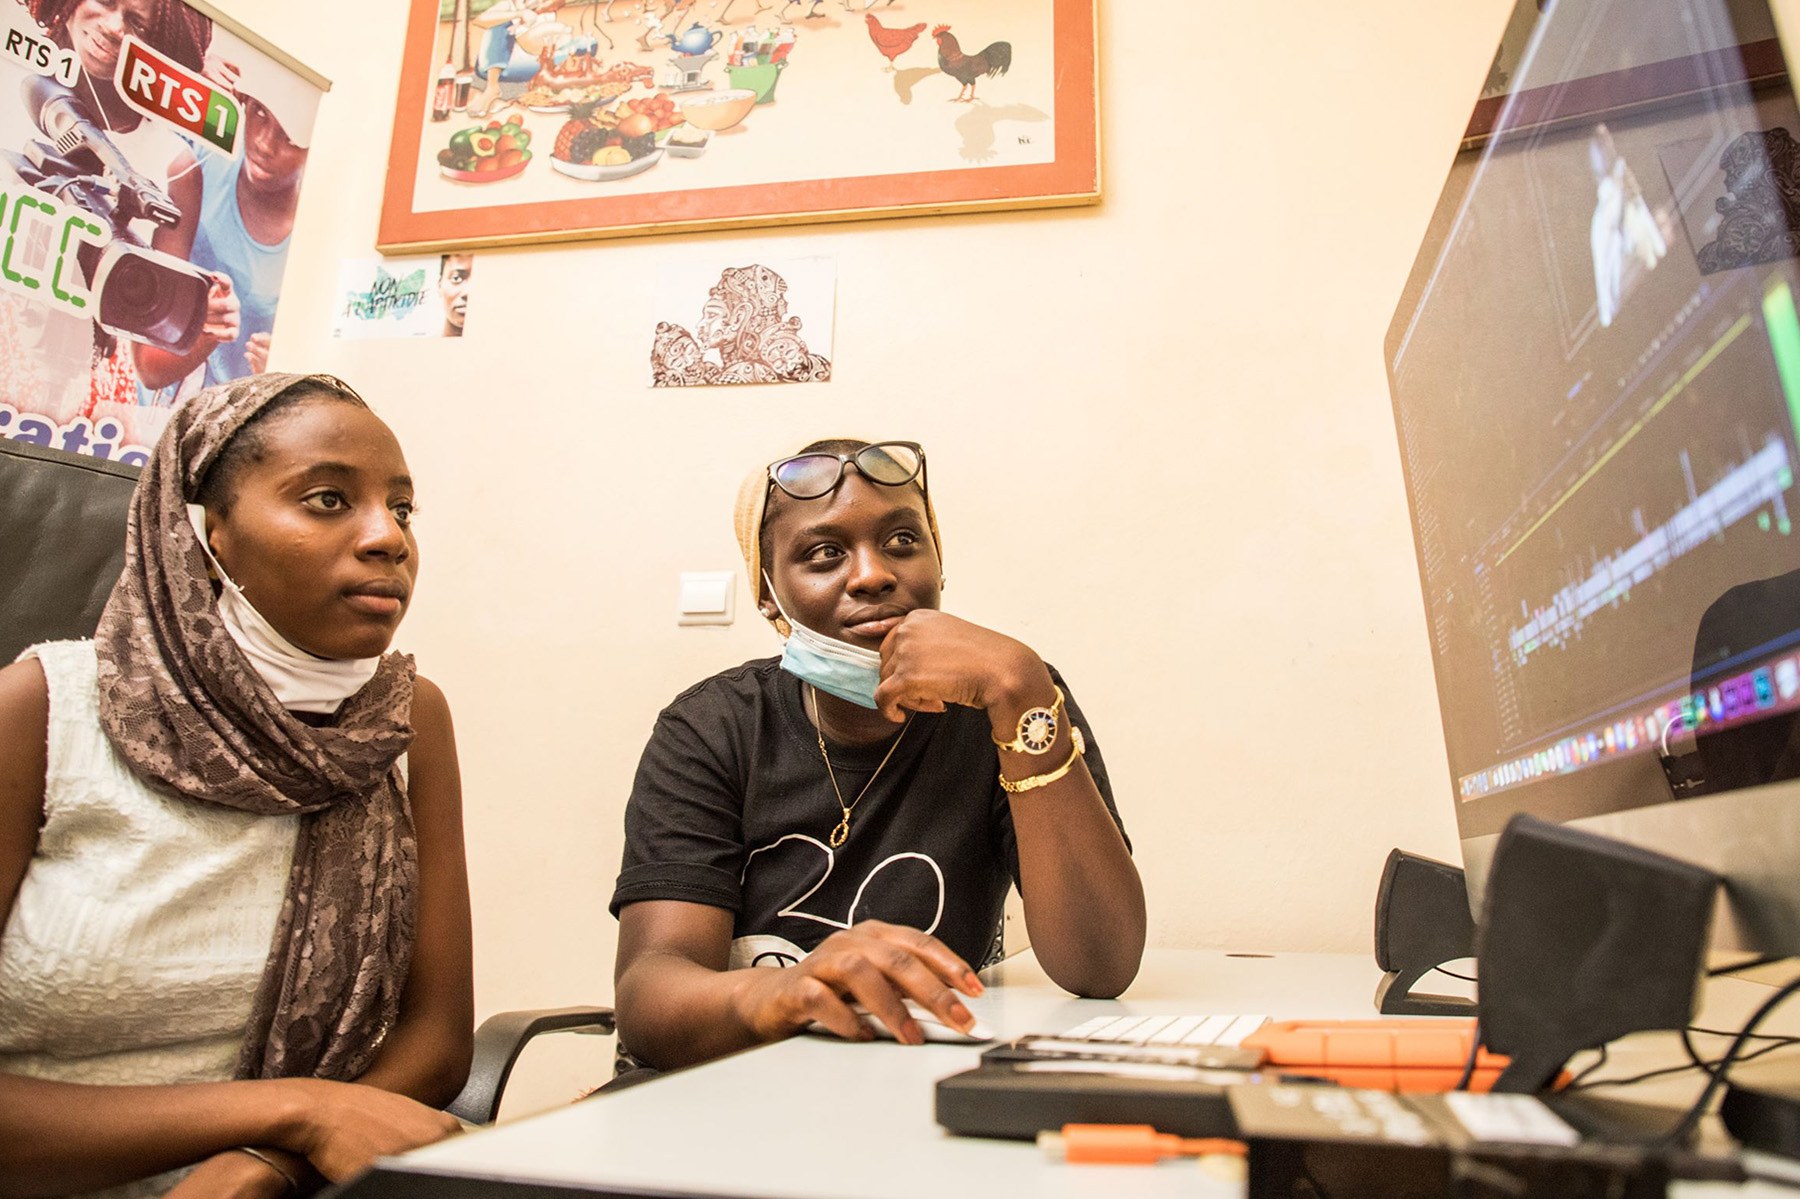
[
  {"left": 648, "top": 256, "right": 834, "bottom": 387},
  {"left": 0, "top": 1, "right": 326, "bottom": 469},
  {"left": 331, "top": 254, "right": 474, "bottom": 340}
]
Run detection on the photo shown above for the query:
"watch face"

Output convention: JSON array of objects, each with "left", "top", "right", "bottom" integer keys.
[{"left": 1020, "top": 708, "right": 1058, "bottom": 753}]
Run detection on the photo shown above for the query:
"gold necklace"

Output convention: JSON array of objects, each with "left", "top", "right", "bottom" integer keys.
[{"left": 809, "top": 684, "right": 913, "bottom": 849}]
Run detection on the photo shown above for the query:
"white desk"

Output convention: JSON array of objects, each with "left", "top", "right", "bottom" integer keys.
[
  {"left": 359, "top": 949, "right": 1797, "bottom": 1197},
  {"left": 367, "top": 949, "right": 1388, "bottom": 1198}
]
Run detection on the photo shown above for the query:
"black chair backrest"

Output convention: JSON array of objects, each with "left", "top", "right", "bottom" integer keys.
[{"left": 0, "top": 439, "right": 138, "bottom": 664}]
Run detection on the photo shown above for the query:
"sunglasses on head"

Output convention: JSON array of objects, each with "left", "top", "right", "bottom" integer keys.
[{"left": 767, "top": 441, "right": 926, "bottom": 501}]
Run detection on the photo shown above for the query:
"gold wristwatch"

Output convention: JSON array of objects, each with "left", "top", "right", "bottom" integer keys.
[
  {"left": 993, "top": 685, "right": 1065, "bottom": 755},
  {"left": 998, "top": 727, "right": 1086, "bottom": 794}
]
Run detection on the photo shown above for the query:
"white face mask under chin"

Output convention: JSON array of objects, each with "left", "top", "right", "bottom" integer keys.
[{"left": 186, "top": 503, "right": 381, "bottom": 714}]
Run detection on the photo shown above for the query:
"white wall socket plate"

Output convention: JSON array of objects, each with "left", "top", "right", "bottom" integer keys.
[{"left": 677, "top": 571, "right": 736, "bottom": 627}]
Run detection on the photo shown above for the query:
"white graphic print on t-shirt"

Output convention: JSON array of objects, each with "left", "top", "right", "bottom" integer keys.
[{"left": 729, "top": 833, "right": 946, "bottom": 968}]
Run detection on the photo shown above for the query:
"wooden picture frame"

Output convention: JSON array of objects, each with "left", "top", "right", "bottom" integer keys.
[{"left": 377, "top": 0, "right": 1098, "bottom": 252}]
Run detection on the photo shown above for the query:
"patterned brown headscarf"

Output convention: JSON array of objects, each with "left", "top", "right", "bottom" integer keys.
[{"left": 93, "top": 372, "right": 417, "bottom": 1082}]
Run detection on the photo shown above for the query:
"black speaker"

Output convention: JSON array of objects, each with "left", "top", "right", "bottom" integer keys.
[
  {"left": 1476, "top": 814, "right": 1719, "bottom": 1093},
  {"left": 1373, "top": 848, "right": 1478, "bottom": 1017}
]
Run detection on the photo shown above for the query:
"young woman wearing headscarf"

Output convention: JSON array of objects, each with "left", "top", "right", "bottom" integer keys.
[
  {"left": 0, "top": 374, "right": 471, "bottom": 1197},
  {"left": 609, "top": 439, "right": 1145, "bottom": 1072}
]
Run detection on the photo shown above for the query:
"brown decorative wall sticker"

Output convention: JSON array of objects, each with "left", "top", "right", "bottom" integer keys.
[
  {"left": 1697, "top": 128, "right": 1800, "bottom": 274},
  {"left": 650, "top": 260, "right": 834, "bottom": 387}
]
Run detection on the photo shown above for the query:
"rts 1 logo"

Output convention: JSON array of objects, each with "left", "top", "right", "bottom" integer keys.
[
  {"left": 114, "top": 35, "right": 238, "bottom": 156},
  {"left": 2, "top": 27, "right": 79, "bottom": 86}
]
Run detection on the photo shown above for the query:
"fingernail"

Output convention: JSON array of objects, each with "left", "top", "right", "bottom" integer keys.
[
  {"left": 950, "top": 1004, "right": 973, "bottom": 1030},
  {"left": 964, "top": 973, "right": 984, "bottom": 994}
]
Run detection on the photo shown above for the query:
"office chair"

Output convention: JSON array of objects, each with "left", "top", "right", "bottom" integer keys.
[
  {"left": 0, "top": 436, "right": 613, "bottom": 1124},
  {"left": 0, "top": 437, "right": 139, "bottom": 664}
]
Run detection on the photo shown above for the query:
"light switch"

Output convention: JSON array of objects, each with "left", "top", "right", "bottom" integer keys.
[{"left": 678, "top": 571, "right": 735, "bottom": 627}]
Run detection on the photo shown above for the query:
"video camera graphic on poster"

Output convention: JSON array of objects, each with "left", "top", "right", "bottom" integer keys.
[{"left": 3, "top": 73, "right": 210, "bottom": 354}]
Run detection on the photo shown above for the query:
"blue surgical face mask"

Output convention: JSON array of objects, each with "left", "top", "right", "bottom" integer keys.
[{"left": 766, "top": 574, "right": 882, "bottom": 709}]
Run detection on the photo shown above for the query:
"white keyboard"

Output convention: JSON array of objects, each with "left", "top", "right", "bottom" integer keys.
[
  {"left": 995, "top": 1014, "right": 1271, "bottom": 1069},
  {"left": 1053, "top": 1013, "right": 1269, "bottom": 1048}
]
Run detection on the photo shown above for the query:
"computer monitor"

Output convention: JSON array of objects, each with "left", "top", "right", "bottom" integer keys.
[{"left": 1386, "top": 0, "right": 1800, "bottom": 956}]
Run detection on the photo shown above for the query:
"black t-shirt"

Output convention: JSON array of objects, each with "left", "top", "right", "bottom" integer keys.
[{"left": 611, "top": 657, "right": 1126, "bottom": 971}]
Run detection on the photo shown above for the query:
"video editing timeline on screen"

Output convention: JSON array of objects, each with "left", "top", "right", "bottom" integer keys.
[
  {"left": 1388, "top": 123, "right": 1800, "bottom": 807},
  {"left": 1382, "top": 0, "right": 1800, "bottom": 814},
  {"left": 1461, "top": 274, "right": 1800, "bottom": 802},
  {"left": 1504, "top": 315, "right": 1785, "bottom": 672}
]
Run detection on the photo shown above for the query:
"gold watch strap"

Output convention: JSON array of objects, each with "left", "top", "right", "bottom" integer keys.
[
  {"left": 998, "top": 726, "right": 1086, "bottom": 794},
  {"left": 992, "top": 685, "right": 1066, "bottom": 754}
]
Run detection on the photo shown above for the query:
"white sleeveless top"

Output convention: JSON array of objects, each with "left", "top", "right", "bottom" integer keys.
[{"left": 0, "top": 641, "right": 299, "bottom": 1196}]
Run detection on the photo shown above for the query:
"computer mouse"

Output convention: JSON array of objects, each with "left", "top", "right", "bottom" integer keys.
[{"left": 809, "top": 998, "right": 996, "bottom": 1044}]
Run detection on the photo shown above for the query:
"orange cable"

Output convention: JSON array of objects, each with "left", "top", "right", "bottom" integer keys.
[{"left": 1038, "top": 1124, "right": 1248, "bottom": 1165}]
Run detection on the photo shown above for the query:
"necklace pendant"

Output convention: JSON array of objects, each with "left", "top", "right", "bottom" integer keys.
[{"left": 810, "top": 686, "right": 911, "bottom": 856}]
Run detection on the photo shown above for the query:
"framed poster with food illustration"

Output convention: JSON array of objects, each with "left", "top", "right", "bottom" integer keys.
[{"left": 377, "top": 0, "right": 1097, "bottom": 251}]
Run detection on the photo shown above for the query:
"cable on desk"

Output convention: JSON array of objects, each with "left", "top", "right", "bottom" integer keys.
[
  {"left": 1670, "top": 1027, "right": 1800, "bottom": 1076},
  {"left": 1036, "top": 1125, "right": 1245, "bottom": 1165},
  {"left": 1662, "top": 976, "right": 1800, "bottom": 1148},
  {"left": 1431, "top": 966, "right": 1477, "bottom": 983},
  {"left": 1706, "top": 955, "right": 1787, "bottom": 978},
  {"left": 1747, "top": 1171, "right": 1800, "bottom": 1193},
  {"left": 1453, "top": 1018, "right": 1481, "bottom": 1091},
  {"left": 1549, "top": 1025, "right": 1800, "bottom": 1094},
  {"left": 1568, "top": 1036, "right": 1798, "bottom": 1091},
  {"left": 1689, "top": 1025, "right": 1800, "bottom": 1041},
  {"left": 1680, "top": 1028, "right": 1714, "bottom": 1079},
  {"left": 1563, "top": 1044, "right": 1610, "bottom": 1089}
]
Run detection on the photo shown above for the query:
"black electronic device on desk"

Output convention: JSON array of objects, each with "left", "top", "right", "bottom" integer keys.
[
  {"left": 1228, "top": 1083, "right": 1745, "bottom": 1199},
  {"left": 935, "top": 1013, "right": 1270, "bottom": 1140},
  {"left": 936, "top": 1055, "right": 1263, "bottom": 1141},
  {"left": 1715, "top": 1049, "right": 1800, "bottom": 1163}
]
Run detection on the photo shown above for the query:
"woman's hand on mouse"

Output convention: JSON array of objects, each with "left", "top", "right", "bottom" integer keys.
[{"left": 733, "top": 920, "right": 983, "bottom": 1046}]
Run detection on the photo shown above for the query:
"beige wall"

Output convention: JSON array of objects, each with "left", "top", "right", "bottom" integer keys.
[{"left": 214, "top": 0, "right": 1514, "bottom": 1115}]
